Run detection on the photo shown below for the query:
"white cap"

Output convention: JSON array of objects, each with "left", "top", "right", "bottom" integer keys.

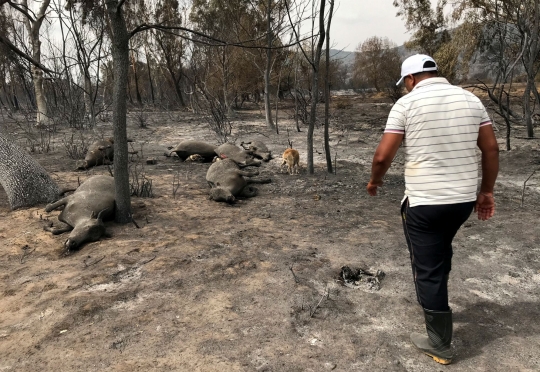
[{"left": 396, "top": 54, "right": 438, "bottom": 86}]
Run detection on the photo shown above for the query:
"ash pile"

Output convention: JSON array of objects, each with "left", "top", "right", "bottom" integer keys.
[{"left": 339, "top": 266, "right": 386, "bottom": 291}]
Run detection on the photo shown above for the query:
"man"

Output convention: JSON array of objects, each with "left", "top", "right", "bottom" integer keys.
[{"left": 367, "top": 54, "right": 499, "bottom": 365}]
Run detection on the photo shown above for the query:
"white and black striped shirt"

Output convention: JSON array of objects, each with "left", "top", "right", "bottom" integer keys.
[{"left": 385, "top": 77, "right": 492, "bottom": 206}]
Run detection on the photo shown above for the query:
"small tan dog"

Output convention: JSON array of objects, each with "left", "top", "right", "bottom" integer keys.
[{"left": 281, "top": 148, "right": 300, "bottom": 175}]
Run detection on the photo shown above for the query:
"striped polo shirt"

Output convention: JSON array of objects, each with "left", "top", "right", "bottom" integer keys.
[{"left": 385, "top": 77, "right": 492, "bottom": 207}]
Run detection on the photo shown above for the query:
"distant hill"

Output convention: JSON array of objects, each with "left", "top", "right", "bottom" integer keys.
[
  {"left": 328, "top": 36, "right": 513, "bottom": 83},
  {"left": 329, "top": 49, "right": 355, "bottom": 66},
  {"left": 329, "top": 45, "right": 413, "bottom": 67}
]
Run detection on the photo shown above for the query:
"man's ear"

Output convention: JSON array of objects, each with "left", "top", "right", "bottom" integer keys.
[{"left": 409, "top": 74, "right": 417, "bottom": 88}]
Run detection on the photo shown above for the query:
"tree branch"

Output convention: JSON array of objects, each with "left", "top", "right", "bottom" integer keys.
[
  {"left": 4, "top": 0, "right": 36, "bottom": 22},
  {"left": 117, "top": 0, "right": 126, "bottom": 12},
  {"left": 0, "top": 34, "right": 55, "bottom": 74},
  {"left": 130, "top": 23, "right": 311, "bottom": 50}
]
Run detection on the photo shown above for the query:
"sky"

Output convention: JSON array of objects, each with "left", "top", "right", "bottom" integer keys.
[{"left": 330, "top": 1, "right": 411, "bottom": 52}]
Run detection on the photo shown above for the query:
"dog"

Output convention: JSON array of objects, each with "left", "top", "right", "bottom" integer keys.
[{"left": 280, "top": 148, "right": 299, "bottom": 175}]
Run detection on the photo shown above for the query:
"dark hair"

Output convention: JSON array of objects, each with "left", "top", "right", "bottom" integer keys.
[{"left": 423, "top": 61, "right": 436, "bottom": 69}]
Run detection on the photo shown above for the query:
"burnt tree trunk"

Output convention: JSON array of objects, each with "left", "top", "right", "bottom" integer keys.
[
  {"left": 22, "top": 0, "right": 51, "bottom": 127},
  {"left": 0, "top": 133, "right": 60, "bottom": 209},
  {"left": 145, "top": 47, "right": 155, "bottom": 105},
  {"left": 131, "top": 52, "right": 142, "bottom": 105},
  {"left": 106, "top": 0, "right": 132, "bottom": 223},
  {"left": 307, "top": 0, "right": 326, "bottom": 174},
  {"left": 263, "top": 0, "right": 275, "bottom": 131},
  {"left": 323, "top": 0, "right": 335, "bottom": 174}
]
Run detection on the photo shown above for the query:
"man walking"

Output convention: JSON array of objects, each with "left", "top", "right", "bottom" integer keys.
[{"left": 367, "top": 54, "right": 499, "bottom": 365}]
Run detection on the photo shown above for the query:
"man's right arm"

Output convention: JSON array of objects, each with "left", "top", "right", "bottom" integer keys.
[{"left": 476, "top": 124, "right": 499, "bottom": 220}]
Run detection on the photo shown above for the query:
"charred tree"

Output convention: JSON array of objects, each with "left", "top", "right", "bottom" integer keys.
[
  {"left": 21, "top": 0, "right": 51, "bottom": 127},
  {"left": 106, "top": 0, "right": 132, "bottom": 223}
]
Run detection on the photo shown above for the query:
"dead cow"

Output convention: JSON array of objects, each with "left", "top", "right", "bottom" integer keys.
[
  {"left": 168, "top": 140, "right": 217, "bottom": 162},
  {"left": 281, "top": 148, "right": 300, "bottom": 175},
  {"left": 206, "top": 158, "right": 271, "bottom": 203},
  {"left": 77, "top": 138, "right": 114, "bottom": 170},
  {"left": 215, "top": 143, "right": 261, "bottom": 167},
  {"left": 44, "top": 175, "right": 115, "bottom": 251},
  {"left": 241, "top": 141, "right": 273, "bottom": 162}
]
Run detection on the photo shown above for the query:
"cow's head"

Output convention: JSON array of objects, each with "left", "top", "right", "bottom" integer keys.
[
  {"left": 248, "top": 145, "right": 271, "bottom": 162},
  {"left": 64, "top": 209, "right": 110, "bottom": 251},
  {"left": 209, "top": 188, "right": 235, "bottom": 203}
]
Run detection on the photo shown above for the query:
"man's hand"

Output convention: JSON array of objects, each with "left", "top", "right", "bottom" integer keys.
[
  {"left": 475, "top": 192, "right": 495, "bottom": 220},
  {"left": 367, "top": 179, "right": 383, "bottom": 196}
]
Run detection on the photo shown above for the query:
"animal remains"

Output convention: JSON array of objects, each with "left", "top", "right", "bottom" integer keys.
[
  {"left": 167, "top": 140, "right": 217, "bottom": 162},
  {"left": 215, "top": 143, "right": 261, "bottom": 167},
  {"left": 241, "top": 141, "right": 273, "bottom": 162},
  {"left": 206, "top": 158, "right": 271, "bottom": 203},
  {"left": 77, "top": 138, "right": 114, "bottom": 170},
  {"left": 185, "top": 154, "right": 206, "bottom": 162},
  {"left": 44, "top": 175, "right": 115, "bottom": 251},
  {"left": 281, "top": 148, "right": 300, "bottom": 175}
]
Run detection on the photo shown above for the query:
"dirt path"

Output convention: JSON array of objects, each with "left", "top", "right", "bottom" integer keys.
[{"left": 1, "top": 101, "right": 539, "bottom": 371}]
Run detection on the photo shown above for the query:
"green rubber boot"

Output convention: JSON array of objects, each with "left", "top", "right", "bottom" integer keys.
[{"left": 410, "top": 308, "right": 453, "bottom": 365}]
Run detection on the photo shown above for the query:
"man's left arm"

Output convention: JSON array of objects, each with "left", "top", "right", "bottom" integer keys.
[{"left": 367, "top": 133, "right": 404, "bottom": 196}]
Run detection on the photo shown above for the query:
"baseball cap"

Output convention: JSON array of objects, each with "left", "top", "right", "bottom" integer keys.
[{"left": 396, "top": 54, "right": 438, "bottom": 86}]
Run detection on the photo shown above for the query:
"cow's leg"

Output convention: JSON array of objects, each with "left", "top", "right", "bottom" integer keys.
[
  {"left": 44, "top": 221, "right": 73, "bottom": 235},
  {"left": 59, "top": 187, "right": 76, "bottom": 195},
  {"left": 45, "top": 197, "right": 69, "bottom": 212},
  {"left": 246, "top": 178, "right": 271, "bottom": 184},
  {"left": 236, "top": 169, "right": 259, "bottom": 177},
  {"left": 237, "top": 162, "right": 261, "bottom": 168}
]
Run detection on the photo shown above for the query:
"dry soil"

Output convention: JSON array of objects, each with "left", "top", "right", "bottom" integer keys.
[{"left": 0, "top": 96, "right": 539, "bottom": 372}]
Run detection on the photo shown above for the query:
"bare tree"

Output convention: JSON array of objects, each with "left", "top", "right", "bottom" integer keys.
[
  {"left": 323, "top": 0, "right": 334, "bottom": 173},
  {"left": 287, "top": 0, "right": 330, "bottom": 174},
  {"left": 21, "top": 0, "right": 52, "bottom": 127},
  {"left": 154, "top": 0, "right": 187, "bottom": 107},
  {"left": 50, "top": 0, "right": 107, "bottom": 128}
]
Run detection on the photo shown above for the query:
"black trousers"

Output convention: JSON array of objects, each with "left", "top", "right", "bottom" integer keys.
[{"left": 401, "top": 199, "right": 475, "bottom": 311}]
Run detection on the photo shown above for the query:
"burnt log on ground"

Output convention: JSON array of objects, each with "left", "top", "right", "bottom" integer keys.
[{"left": 0, "top": 133, "right": 60, "bottom": 209}]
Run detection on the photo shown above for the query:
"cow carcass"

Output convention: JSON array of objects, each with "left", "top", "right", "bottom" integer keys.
[
  {"left": 214, "top": 143, "right": 261, "bottom": 167},
  {"left": 77, "top": 138, "right": 114, "bottom": 170},
  {"left": 241, "top": 141, "right": 273, "bottom": 162},
  {"left": 206, "top": 159, "right": 270, "bottom": 203},
  {"left": 44, "top": 175, "right": 115, "bottom": 251},
  {"left": 168, "top": 140, "right": 217, "bottom": 162}
]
